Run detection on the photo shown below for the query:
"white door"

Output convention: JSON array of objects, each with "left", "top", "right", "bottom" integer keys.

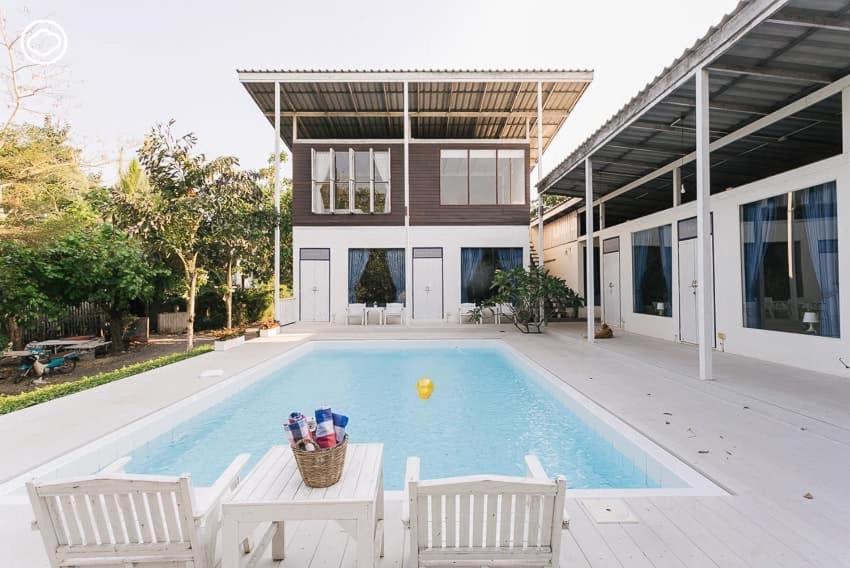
[
  {"left": 413, "top": 252, "right": 443, "bottom": 320},
  {"left": 602, "top": 251, "right": 621, "bottom": 327},
  {"left": 678, "top": 238, "right": 714, "bottom": 344},
  {"left": 299, "top": 259, "right": 330, "bottom": 322}
]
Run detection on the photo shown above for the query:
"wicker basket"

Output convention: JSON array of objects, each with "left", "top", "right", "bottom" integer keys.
[{"left": 292, "top": 435, "right": 348, "bottom": 488}]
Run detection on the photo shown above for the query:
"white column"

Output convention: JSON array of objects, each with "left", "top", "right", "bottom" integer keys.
[
  {"left": 536, "top": 82, "right": 546, "bottom": 328},
  {"left": 585, "top": 157, "right": 595, "bottom": 343},
  {"left": 537, "top": 81, "right": 545, "bottom": 268},
  {"left": 843, "top": 88, "right": 850, "bottom": 154},
  {"left": 673, "top": 166, "right": 682, "bottom": 207},
  {"left": 404, "top": 81, "right": 412, "bottom": 323},
  {"left": 695, "top": 69, "right": 714, "bottom": 381},
  {"left": 598, "top": 202, "right": 605, "bottom": 323},
  {"left": 273, "top": 81, "right": 282, "bottom": 322}
]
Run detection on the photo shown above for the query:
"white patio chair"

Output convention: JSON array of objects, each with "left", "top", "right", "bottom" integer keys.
[
  {"left": 385, "top": 303, "right": 405, "bottom": 325},
  {"left": 346, "top": 303, "right": 367, "bottom": 325},
  {"left": 28, "top": 453, "right": 250, "bottom": 568},
  {"left": 458, "top": 302, "right": 478, "bottom": 325},
  {"left": 494, "top": 303, "right": 515, "bottom": 325},
  {"left": 402, "top": 454, "right": 568, "bottom": 568}
]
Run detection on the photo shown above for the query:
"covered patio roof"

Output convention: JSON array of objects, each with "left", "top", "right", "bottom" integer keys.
[
  {"left": 539, "top": 0, "right": 850, "bottom": 220},
  {"left": 237, "top": 69, "right": 594, "bottom": 169}
]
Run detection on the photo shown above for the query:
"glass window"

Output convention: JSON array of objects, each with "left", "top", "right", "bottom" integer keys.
[
  {"left": 741, "top": 182, "right": 839, "bottom": 338},
  {"left": 442, "top": 149, "right": 525, "bottom": 205},
  {"left": 312, "top": 151, "right": 331, "bottom": 213},
  {"left": 497, "top": 149, "right": 525, "bottom": 205},
  {"left": 374, "top": 151, "right": 390, "bottom": 182},
  {"left": 374, "top": 182, "right": 389, "bottom": 213},
  {"left": 632, "top": 225, "right": 672, "bottom": 317},
  {"left": 311, "top": 149, "right": 390, "bottom": 214},
  {"left": 469, "top": 150, "right": 497, "bottom": 204},
  {"left": 348, "top": 248, "right": 405, "bottom": 305},
  {"left": 460, "top": 247, "right": 523, "bottom": 303},
  {"left": 440, "top": 149, "right": 469, "bottom": 204}
]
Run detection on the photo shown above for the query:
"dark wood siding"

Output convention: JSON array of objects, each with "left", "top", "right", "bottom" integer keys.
[
  {"left": 409, "top": 143, "right": 530, "bottom": 226},
  {"left": 292, "top": 143, "right": 404, "bottom": 227}
]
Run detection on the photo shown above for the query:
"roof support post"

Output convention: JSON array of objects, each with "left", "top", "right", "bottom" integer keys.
[
  {"left": 273, "top": 81, "right": 282, "bottom": 322},
  {"left": 695, "top": 68, "right": 714, "bottom": 381},
  {"left": 536, "top": 82, "right": 546, "bottom": 326},
  {"left": 673, "top": 166, "right": 682, "bottom": 207},
  {"left": 585, "top": 157, "right": 595, "bottom": 344},
  {"left": 404, "top": 81, "right": 412, "bottom": 324},
  {"left": 598, "top": 202, "right": 605, "bottom": 324},
  {"left": 292, "top": 115, "right": 298, "bottom": 142},
  {"left": 841, "top": 87, "right": 850, "bottom": 156}
]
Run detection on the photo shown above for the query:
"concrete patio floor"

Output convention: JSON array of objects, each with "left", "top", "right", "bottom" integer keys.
[{"left": 1, "top": 322, "right": 849, "bottom": 567}]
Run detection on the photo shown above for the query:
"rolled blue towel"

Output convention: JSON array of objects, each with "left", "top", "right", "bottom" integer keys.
[{"left": 332, "top": 412, "right": 349, "bottom": 443}]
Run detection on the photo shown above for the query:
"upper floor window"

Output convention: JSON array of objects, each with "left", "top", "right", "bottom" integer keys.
[
  {"left": 440, "top": 149, "right": 525, "bottom": 205},
  {"left": 312, "top": 149, "right": 390, "bottom": 214}
]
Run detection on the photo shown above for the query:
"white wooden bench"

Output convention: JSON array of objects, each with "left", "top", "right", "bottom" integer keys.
[
  {"left": 27, "top": 454, "right": 249, "bottom": 568},
  {"left": 402, "top": 454, "right": 567, "bottom": 568}
]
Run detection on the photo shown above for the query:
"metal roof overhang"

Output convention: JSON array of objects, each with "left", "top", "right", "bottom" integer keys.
[
  {"left": 539, "top": 0, "right": 850, "bottom": 221},
  {"left": 237, "top": 69, "right": 594, "bottom": 169}
]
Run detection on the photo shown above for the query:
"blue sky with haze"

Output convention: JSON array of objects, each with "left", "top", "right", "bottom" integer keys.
[{"left": 5, "top": 0, "right": 739, "bottom": 191}]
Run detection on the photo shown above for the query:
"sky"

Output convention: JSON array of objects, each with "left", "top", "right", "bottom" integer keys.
[{"left": 4, "top": 0, "right": 740, "bottom": 192}]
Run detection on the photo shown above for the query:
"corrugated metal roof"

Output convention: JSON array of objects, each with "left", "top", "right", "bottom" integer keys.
[
  {"left": 237, "top": 69, "right": 593, "bottom": 169},
  {"left": 539, "top": 0, "right": 850, "bottom": 211}
]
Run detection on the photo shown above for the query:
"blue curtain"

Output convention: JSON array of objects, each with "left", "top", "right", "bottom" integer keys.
[
  {"left": 801, "top": 182, "right": 840, "bottom": 338},
  {"left": 742, "top": 198, "right": 777, "bottom": 329},
  {"left": 659, "top": 226, "right": 672, "bottom": 316},
  {"left": 386, "top": 249, "right": 406, "bottom": 304},
  {"left": 496, "top": 248, "right": 523, "bottom": 271},
  {"left": 632, "top": 230, "right": 652, "bottom": 314},
  {"left": 461, "top": 248, "right": 485, "bottom": 303},
  {"left": 347, "top": 249, "right": 371, "bottom": 303}
]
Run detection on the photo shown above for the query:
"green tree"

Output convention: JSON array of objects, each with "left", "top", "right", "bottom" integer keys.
[
  {"left": 205, "top": 167, "right": 272, "bottom": 328},
  {"left": 257, "top": 153, "right": 293, "bottom": 292},
  {"left": 490, "top": 265, "right": 584, "bottom": 333},
  {"left": 111, "top": 121, "right": 255, "bottom": 350},
  {"left": 0, "top": 121, "right": 96, "bottom": 241},
  {"left": 44, "top": 226, "right": 158, "bottom": 354},
  {"left": 0, "top": 239, "right": 53, "bottom": 348}
]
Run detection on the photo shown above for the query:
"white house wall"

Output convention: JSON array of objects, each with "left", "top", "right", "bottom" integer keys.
[
  {"left": 293, "top": 225, "right": 529, "bottom": 324},
  {"left": 550, "top": 153, "right": 850, "bottom": 376}
]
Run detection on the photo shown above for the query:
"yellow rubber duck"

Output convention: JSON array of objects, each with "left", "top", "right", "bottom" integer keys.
[{"left": 416, "top": 377, "right": 434, "bottom": 400}]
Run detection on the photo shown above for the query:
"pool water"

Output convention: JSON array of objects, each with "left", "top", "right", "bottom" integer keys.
[{"left": 127, "top": 343, "right": 660, "bottom": 490}]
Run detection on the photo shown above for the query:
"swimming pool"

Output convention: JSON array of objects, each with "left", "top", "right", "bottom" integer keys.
[
  {"left": 126, "top": 342, "right": 649, "bottom": 490},
  {"left": 0, "top": 340, "right": 724, "bottom": 497}
]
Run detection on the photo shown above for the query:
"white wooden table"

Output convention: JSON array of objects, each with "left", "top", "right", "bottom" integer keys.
[
  {"left": 364, "top": 307, "right": 385, "bottom": 325},
  {"left": 221, "top": 444, "right": 384, "bottom": 568}
]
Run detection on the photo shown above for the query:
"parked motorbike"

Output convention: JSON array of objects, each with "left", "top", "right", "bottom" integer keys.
[{"left": 16, "top": 350, "right": 80, "bottom": 383}]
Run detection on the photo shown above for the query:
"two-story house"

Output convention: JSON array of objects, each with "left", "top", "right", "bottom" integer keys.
[{"left": 238, "top": 70, "right": 592, "bottom": 323}]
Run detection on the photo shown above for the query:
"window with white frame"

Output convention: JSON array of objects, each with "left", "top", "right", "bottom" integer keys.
[
  {"left": 440, "top": 149, "right": 525, "bottom": 205},
  {"left": 311, "top": 148, "right": 391, "bottom": 214}
]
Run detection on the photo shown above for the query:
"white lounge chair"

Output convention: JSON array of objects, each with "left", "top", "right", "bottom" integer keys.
[
  {"left": 346, "top": 303, "right": 367, "bottom": 325},
  {"left": 402, "top": 454, "right": 568, "bottom": 568},
  {"left": 458, "top": 303, "right": 478, "bottom": 325},
  {"left": 385, "top": 302, "right": 405, "bottom": 325},
  {"left": 27, "top": 453, "right": 249, "bottom": 568}
]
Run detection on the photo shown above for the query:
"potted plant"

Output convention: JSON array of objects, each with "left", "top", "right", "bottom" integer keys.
[
  {"left": 490, "top": 265, "right": 584, "bottom": 333},
  {"left": 258, "top": 319, "right": 281, "bottom": 337},
  {"left": 213, "top": 328, "right": 246, "bottom": 351}
]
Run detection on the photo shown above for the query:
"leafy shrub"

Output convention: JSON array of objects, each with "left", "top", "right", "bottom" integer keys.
[{"left": 0, "top": 345, "right": 213, "bottom": 415}]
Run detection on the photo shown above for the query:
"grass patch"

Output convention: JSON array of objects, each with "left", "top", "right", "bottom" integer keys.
[{"left": 0, "top": 345, "right": 213, "bottom": 415}]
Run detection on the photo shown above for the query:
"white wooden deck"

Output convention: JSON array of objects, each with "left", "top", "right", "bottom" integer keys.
[{"left": 3, "top": 323, "right": 850, "bottom": 567}]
